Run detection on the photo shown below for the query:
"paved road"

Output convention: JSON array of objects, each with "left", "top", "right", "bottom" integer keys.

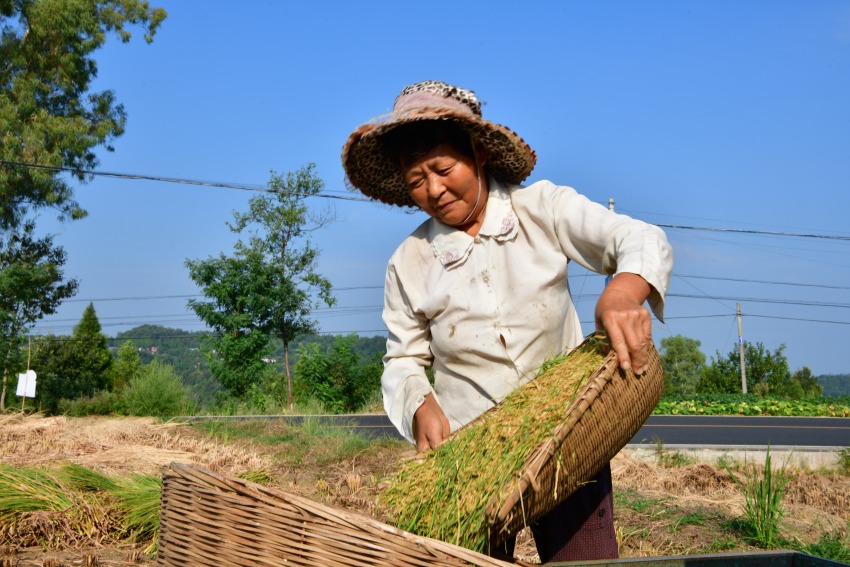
[
  {"left": 183, "top": 414, "right": 850, "bottom": 447},
  {"left": 632, "top": 415, "right": 850, "bottom": 447}
]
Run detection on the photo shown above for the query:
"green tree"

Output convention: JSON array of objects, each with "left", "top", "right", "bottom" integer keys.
[
  {"left": 188, "top": 164, "right": 335, "bottom": 406},
  {"left": 0, "top": 220, "right": 77, "bottom": 409},
  {"left": 293, "top": 334, "right": 382, "bottom": 413},
  {"left": 659, "top": 335, "right": 705, "bottom": 396},
  {"left": 186, "top": 244, "right": 276, "bottom": 397},
  {"left": 74, "top": 302, "right": 113, "bottom": 385},
  {"left": 111, "top": 340, "right": 141, "bottom": 391},
  {"left": 698, "top": 341, "right": 790, "bottom": 395},
  {"left": 0, "top": 0, "right": 166, "bottom": 229},
  {"left": 31, "top": 303, "right": 112, "bottom": 413},
  {"left": 790, "top": 366, "right": 822, "bottom": 398}
]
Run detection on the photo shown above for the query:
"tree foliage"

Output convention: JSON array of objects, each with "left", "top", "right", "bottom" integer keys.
[
  {"left": 0, "top": 220, "right": 77, "bottom": 409},
  {"left": 112, "top": 324, "right": 220, "bottom": 405},
  {"left": 0, "top": 0, "right": 166, "bottom": 228},
  {"left": 111, "top": 340, "right": 140, "bottom": 391},
  {"left": 293, "top": 334, "right": 382, "bottom": 413},
  {"left": 186, "top": 244, "right": 275, "bottom": 397},
  {"left": 30, "top": 302, "right": 112, "bottom": 413},
  {"left": 187, "top": 164, "right": 335, "bottom": 404},
  {"left": 817, "top": 374, "right": 850, "bottom": 397},
  {"left": 659, "top": 335, "right": 705, "bottom": 396},
  {"left": 698, "top": 341, "right": 795, "bottom": 396}
]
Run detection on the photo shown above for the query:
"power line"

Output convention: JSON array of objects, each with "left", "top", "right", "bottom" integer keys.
[
  {"left": 667, "top": 293, "right": 850, "bottom": 309},
  {"left": 0, "top": 160, "right": 372, "bottom": 203},
  {"left": 4, "top": 159, "right": 850, "bottom": 241},
  {"left": 657, "top": 224, "right": 850, "bottom": 241},
  {"left": 52, "top": 273, "right": 848, "bottom": 307}
]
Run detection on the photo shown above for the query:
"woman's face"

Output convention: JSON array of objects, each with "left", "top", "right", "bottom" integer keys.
[{"left": 401, "top": 143, "right": 488, "bottom": 233}]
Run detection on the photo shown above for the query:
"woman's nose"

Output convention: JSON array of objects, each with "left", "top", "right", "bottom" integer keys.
[{"left": 426, "top": 174, "right": 444, "bottom": 198}]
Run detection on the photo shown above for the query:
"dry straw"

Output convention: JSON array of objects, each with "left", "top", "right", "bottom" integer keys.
[{"left": 381, "top": 335, "right": 663, "bottom": 554}]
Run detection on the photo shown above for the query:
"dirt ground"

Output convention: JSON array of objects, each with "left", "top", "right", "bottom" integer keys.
[{"left": 1, "top": 414, "right": 848, "bottom": 566}]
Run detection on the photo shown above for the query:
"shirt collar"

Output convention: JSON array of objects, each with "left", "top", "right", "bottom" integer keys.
[{"left": 428, "top": 180, "right": 518, "bottom": 268}]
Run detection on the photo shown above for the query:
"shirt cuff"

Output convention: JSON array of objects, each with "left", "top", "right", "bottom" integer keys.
[{"left": 401, "top": 382, "right": 435, "bottom": 443}]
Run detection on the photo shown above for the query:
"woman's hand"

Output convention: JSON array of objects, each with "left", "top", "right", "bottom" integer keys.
[
  {"left": 412, "top": 394, "right": 450, "bottom": 452},
  {"left": 594, "top": 273, "right": 653, "bottom": 374}
]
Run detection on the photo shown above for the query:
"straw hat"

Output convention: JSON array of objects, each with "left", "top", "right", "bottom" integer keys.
[{"left": 342, "top": 80, "right": 537, "bottom": 207}]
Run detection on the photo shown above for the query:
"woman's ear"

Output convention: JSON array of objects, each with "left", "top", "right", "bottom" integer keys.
[{"left": 473, "top": 141, "right": 487, "bottom": 167}]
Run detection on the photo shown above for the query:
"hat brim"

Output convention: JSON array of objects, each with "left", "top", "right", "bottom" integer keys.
[{"left": 342, "top": 107, "right": 536, "bottom": 207}]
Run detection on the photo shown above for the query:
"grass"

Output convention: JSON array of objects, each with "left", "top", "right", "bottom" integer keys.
[
  {"left": 797, "top": 530, "right": 850, "bottom": 563},
  {"left": 652, "top": 437, "right": 696, "bottom": 468},
  {"left": 725, "top": 446, "right": 791, "bottom": 549},
  {"left": 838, "top": 446, "right": 850, "bottom": 475},
  {"left": 191, "top": 416, "right": 401, "bottom": 465}
]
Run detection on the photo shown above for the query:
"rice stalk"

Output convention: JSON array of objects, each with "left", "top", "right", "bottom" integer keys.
[
  {"left": 381, "top": 340, "right": 606, "bottom": 553},
  {"left": 57, "top": 463, "right": 121, "bottom": 493},
  {"left": 110, "top": 473, "right": 162, "bottom": 543},
  {"left": 0, "top": 464, "right": 111, "bottom": 543}
]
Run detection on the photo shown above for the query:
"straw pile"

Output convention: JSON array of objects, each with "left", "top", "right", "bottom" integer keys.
[{"left": 380, "top": 339, "right": 606, "bottom": 554}]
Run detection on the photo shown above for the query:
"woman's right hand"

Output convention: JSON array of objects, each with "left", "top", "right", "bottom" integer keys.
[{"left": 412, "top": 394, "right": 450, "bottom": 452}]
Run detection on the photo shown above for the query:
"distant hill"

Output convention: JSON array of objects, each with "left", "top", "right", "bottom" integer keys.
[{"left": 818, "top": 374, "right": 850, "bottom": 397}]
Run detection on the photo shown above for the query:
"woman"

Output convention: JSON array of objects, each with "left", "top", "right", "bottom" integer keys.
[{"left": 342, "top": 81, "right": 672, "bottom": 562}]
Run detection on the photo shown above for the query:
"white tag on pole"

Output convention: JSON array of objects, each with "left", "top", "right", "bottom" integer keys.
[{"left": 16, "top": 370, "right": 36, "bottom": 398}]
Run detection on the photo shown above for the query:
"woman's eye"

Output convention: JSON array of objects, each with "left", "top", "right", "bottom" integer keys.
[
  {"left": 407, "top": 178, "right": 423, "bottom": 190},
  {"left": 436, "top": 162, "right": 456, "bottom": 176}
]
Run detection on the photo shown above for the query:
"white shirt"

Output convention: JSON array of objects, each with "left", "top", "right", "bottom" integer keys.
[{"left": 382, "top": 179, "right": 673, "bottom": 443}]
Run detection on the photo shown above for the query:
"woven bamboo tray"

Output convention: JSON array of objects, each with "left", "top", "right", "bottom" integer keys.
[
  {"left": 485, "top": 338, "right": 663, "bottom": 547},
  {"left": 157, "top": 462, "right": 519, "bottom": 567}
]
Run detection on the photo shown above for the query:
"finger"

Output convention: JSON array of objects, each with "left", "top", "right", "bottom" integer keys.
[
  {"left": 416, "top": 437, "right": 430, "bottom": 453},
  {"left": 625, "top": 311, "right": 652, "bottom": 374},
  {"left": 604, "top": 321, "right": 632, "bottom": 371}
]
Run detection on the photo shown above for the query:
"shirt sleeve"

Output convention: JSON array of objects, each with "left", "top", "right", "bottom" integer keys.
[
  {"left": 535, "top": 182, "right": 673, "bottom": 320},
  {"left": 381, "top": 255, "right": 435, "bottom": 443}
]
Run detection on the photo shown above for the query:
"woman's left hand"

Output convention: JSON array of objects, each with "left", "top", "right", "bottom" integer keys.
[{"left": 594, "top": 273, "right": 653, "bottom": 374}]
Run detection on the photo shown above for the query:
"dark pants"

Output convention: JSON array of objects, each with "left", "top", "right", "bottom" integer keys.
[{"left": 497, "top": 464, "right": 618, "bottom": 563}]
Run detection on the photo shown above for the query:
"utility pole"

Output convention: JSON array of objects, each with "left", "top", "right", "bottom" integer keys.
[{"left": 737, "top": 303, "right": 747, "bottom": 394}]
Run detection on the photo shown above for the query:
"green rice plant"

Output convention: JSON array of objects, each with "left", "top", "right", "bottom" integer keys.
[
  {"left": 0, "top": 464, "right": 109, "bottom": 540},
  {"left": 0, "top": 464, "right": 75, "bottom": 519},
  {"left": 58, "top": 463, "right": 161, "bottom": 546},
  {"left": 238, "top": 468, "right": 275, "bottom": 485},
  {"left": 381, "top": 341, "right": 605, "bottom": 553},
  {"left": 725, "top": 446, "right": 791, "bottom": 548},
  {"left": 110, "top": 473, "right": 162, "bottom": 544},
  {"left": 58, "top": 462, "right": 121, "bottom": 493}
]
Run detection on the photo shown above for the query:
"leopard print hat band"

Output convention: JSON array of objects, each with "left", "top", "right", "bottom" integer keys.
[{"left": 341, "top": 81, "right": 537, "bottom": 208}]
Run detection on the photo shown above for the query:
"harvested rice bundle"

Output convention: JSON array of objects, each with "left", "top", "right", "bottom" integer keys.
[{"left": 381, "top": 338, "right": 606, "bottom": 554}]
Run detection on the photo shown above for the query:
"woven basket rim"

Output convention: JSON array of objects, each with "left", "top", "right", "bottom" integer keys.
[
  {"left": 482, "top": 337, "right": 663, "bottom": 541},
  {"left": 160, "top": 462, "right": 520, "bottom": 567}
]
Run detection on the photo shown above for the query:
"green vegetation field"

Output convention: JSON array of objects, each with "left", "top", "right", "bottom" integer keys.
[{"left": 655, "top": 395, "right": 850, "bottom": 417}]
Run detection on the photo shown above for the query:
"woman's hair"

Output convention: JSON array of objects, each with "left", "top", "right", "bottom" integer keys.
[{"left": 381, "top": 120, "right": 477, "bottom": 167}]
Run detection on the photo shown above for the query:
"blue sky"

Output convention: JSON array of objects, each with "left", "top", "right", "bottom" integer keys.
[{"left": 31, "top": 1, "right": 850, "bottom": 376}]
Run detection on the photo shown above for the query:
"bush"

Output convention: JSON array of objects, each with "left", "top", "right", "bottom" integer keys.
[
  {"left": 293, "top": 335, "right": 381, "bottom": 413},
  {"left": 123, "top": 361, "right": 194, "bottom": 418},
  {"left": 59, "top": 390, "right": 125, "bottom": 416}
]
